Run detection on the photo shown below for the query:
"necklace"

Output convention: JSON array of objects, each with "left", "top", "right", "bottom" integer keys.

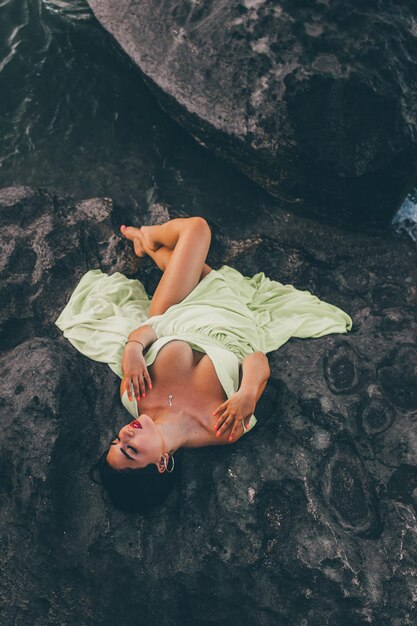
[{"left": 168, "top": 394, "right": 173, "bottom": 406}]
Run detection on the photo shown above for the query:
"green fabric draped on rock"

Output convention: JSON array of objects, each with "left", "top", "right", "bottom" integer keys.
[{"left": 55, "top": 265, "right": 352, "bottom": 400}]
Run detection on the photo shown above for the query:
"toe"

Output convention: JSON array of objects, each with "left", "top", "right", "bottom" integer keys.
[
  {"left": 120, "top": 224, "right": 128, "bottom": 237},
  {"left": 120, "top": 225, "right": 136, "bottom": 242}
]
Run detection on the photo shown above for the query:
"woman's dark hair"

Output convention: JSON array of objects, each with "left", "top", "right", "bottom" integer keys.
[{"left": 90, "top": 449, "right": 181, "bottom": 514}]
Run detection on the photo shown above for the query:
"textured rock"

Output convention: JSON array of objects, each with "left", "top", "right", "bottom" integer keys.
[
  {"left": 86, "top": 0, "right": 417, "bottom": 225},
  {"left": 2, "top": 185, "right": 417, "bottom": 625}
]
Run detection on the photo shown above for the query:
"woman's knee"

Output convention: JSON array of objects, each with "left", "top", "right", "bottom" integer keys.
[{"left": 188, "top": 217, "right": 211, "bottom": 244}]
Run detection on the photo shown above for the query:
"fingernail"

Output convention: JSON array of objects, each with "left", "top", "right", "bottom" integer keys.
[
  {"left": 213, "top": 425, "right": 218, "bottom": 430},
  {"left": 121, "top": 224, "right": 126, "bottom": 228},
  {"left": 216, "top": 431, "right": 220, "bottom": 437},
  {"left": 150, "top": 384, "right": 153, "bottom": 389},
  {"left": 228, "top": 436, "right": 233, "bottom": 442},
  {"left": 142, "top": 393, "right": 146, "bottom": 398},
  {"left": 137, "top": 396, "right": 140, "bottom": 402},
  {"left": 128, "top": 396, "right": 132, "bottom": 401}
]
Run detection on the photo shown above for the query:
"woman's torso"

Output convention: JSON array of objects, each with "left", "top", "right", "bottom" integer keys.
[{"left": 120, "top": 340, "right": 247, "bottom": 446}]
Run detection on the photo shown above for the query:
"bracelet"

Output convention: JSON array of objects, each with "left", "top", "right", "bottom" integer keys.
[{"left": 126, "top": 340, "right": 145, "bottom": 351}]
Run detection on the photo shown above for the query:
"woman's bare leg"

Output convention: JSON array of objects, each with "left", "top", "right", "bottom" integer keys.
[
  {"left": 146, "top": 243, "right": 212, "bottom": 281},
  {"left": 120, "top": 218, "right": 212, "bottom": 316},
  {"left": 120, "top": 222, "right": 212, "bottom": 277}
]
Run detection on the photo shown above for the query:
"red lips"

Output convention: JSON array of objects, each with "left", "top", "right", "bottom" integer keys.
[{"left": 130, "top": 420, "right": 142, "bottom": 429}]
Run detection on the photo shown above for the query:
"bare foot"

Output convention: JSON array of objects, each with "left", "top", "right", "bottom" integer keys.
[
  {"left": 120, "top": 225, "right": 145, "bottom": 257},
  {"left": 120, "top": 225, "right": 160, "bottom": 257}
]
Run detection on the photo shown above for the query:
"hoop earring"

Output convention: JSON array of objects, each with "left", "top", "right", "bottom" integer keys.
[{"left": 162, "top": 453, "right": 175, "bottom": 473}]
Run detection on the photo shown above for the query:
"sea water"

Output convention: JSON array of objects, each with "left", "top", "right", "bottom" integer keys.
[
  {"left": 0, "top": 0, "right": 415, "bottom": 237},
  {"left": 0, "top": 0, "right": 266, "bottom": 228}
]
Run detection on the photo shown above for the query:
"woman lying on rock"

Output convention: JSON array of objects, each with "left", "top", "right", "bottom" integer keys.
[{"left": 56, "top": 217, "right": 352, "bottom": 513}]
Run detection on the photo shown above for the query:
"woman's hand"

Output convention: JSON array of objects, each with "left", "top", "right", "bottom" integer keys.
[
  {"left": 212, "top": 389, "right": 256, "bottom": 442},
  {"left": 121, "top": 343, "right": 152, "bottom": 402}
]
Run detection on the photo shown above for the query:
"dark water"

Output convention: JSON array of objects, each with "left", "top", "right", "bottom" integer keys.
[{"left": 0, "top": 0, "right": 415, "bottom": 237}]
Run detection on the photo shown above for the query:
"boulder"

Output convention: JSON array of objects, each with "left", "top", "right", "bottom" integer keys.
[
  {"left": 86, "top": 0, "right": 417, "bottom": 225},
  {"left": 1, "top": 185, "right": 417, "bottom": 624}
]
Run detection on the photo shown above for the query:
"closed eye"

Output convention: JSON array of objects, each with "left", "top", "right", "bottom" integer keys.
[
  {"left": 120, "top": 448, "right": 134, "bottom": 461},
  {"left": 110, "top": 436, "right": 138, "bottom": 458}
]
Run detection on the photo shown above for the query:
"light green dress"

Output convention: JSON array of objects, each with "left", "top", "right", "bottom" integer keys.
[{"left": 55, "top": 266, "right": 352, "bottom": 433}]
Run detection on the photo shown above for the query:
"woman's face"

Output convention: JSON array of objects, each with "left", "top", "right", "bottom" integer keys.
[{"left": 106, "top": 416, "right": 163, "bottom": 470}]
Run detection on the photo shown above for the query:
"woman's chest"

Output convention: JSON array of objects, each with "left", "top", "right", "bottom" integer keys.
[{"left": 146, "top": 340, "right": 227, "bottom": 413}]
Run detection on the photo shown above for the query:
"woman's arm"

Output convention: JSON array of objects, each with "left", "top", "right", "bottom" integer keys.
[
  {"left": 239, "top": 351, "right": 270, "bottom": 404},
  {"left": 122, "top": 324, "right": 158, "bottom": 401},
  {"left": 213, "top": 351, "right": 270, "bottom": 442},
  {"left": 127, "top": 323, "right": 157, "bottom": 349}
]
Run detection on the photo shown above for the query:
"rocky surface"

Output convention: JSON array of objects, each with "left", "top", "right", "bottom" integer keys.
[
  {"left": 2, "top": 185, "right": 417, "bottom": 625},
  {"left": 86, "top": 0, "right": 417, "bottom": 226}
]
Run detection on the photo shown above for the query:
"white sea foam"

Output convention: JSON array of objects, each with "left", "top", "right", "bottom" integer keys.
[
  {"left": 392, "top": 190, "right": 417, "bottom": 243},
  {"left": 42, "top": 0, "right": 93, "bottom": 21}
]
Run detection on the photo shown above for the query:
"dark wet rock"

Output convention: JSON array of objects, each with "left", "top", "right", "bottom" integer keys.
[
  {"left": 378, "top": 345, "right": 417, "bottom": 410},
  {"left": 86, "top": 0, "right": 417, "bottom": 225},
  {"left": 322, "top": 443, "right": 381, "bottom": 538},
  {"left": 324, "top": 343, "right": 362, "bottom": 394},
  {"left": 359, "top": 396, "right": 394, "bottom": 437},
  {"left": 372, "top": 283, "right": 408, "bottom": 310},
  {"left": 387, "top": 465, "right": 417, "bottom": 509},
  {"left": 2, "top": 185, "right": 417, "bottom": 624}
]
